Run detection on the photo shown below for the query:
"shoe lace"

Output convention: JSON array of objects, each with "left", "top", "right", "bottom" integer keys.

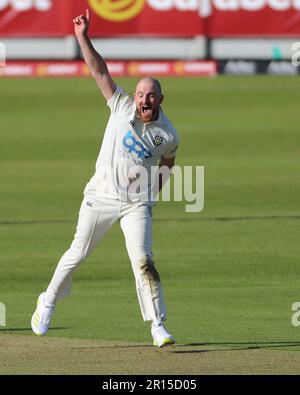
[
  {"left": 153, "top": 323, "right": 169, "bottom": 339},
  {"left": 40, "top": 305, "right": 54, "bottom": 324}
]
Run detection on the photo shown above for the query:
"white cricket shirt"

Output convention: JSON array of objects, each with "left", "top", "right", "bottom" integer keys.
[{"left": 84, "top": 86, "right": 179, "bottom": 203}]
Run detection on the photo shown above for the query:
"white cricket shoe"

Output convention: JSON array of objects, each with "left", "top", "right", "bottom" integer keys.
[
  {"left": 151, "top": 322, "right": 176, "bottom": 348},
  {"left": 31, "top": 292, "right": 55, "bottom": 336}
]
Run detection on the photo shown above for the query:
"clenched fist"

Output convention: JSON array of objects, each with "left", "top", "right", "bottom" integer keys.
[{"left": 73, "top": 9, "right": 90, "bottom": 37}]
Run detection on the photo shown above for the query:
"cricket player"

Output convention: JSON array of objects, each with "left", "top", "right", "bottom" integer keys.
[{"left": 31, "top": 10, "right": 179, "bottom": 348}]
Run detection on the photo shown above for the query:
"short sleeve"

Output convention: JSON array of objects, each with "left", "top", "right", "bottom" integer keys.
[
  {"left": 162, "top": 131, "right": 179, "bottom": 159},
  {"left": 107, "top": 85, "right": 135, "bottom": 116}
]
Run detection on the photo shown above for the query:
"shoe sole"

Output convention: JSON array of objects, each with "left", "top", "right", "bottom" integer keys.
[
  {"left": 31, "top": 293, "right": 46, "bottom": 336},
  {"left": 153, "top": 337, "right": 176, "bottom": 348}
]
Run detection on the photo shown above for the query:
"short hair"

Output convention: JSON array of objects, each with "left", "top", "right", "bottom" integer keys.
[{"left": 136, "top": 77, "right": 163, "bottom": 97}]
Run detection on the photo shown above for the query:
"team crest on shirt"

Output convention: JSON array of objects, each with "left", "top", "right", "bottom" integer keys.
[{"left": 153, "top": 135, "right": 163, "bottom": 147}]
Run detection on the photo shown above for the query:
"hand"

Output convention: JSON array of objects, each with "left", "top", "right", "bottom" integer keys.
[{"left": 73, "top": 9, "right": 90, "bottom": 37}]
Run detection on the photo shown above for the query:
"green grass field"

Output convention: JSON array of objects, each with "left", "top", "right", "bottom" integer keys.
[{"left": 1, "top": 76, "right": 300, "bottom": 374}]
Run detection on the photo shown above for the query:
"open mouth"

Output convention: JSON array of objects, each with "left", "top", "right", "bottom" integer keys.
[{"left": 142, "top": 106, "right": 152, "bottom": 116}]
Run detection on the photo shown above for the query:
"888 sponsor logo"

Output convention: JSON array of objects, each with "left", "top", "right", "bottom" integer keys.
[{"left": 122, "top": 130, "right": 152, "bottom": 159}]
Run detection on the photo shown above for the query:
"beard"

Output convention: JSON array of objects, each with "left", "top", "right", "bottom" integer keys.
[{"left": 137, "top": 106, "right": 158, "bottom": 123}]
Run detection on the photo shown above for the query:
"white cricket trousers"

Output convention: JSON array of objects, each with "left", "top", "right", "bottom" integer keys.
[{"left": 45, "top": 195, "right": 167, "bottom": 323}]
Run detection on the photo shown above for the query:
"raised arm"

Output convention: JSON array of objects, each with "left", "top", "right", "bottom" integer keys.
[{"left": 73, "top": 9, "right": 116, "bottom": 100}]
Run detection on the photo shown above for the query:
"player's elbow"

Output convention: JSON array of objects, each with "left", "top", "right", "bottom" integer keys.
[
  {"left": 94, "top": 75, "right": 116, "bottom": 101},
  {"left": 90, "top": 68, "right": 105, "bottom": 81},
  {"left": 159, "top": 156, "right": 176, "bottom": 170}
]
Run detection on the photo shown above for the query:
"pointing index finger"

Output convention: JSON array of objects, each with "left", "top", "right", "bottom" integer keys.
[{"left": 86, "top": 9, "right": 90, "bottom": 22}]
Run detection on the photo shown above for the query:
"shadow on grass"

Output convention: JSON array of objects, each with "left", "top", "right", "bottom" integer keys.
[
  {"left": 70, "top": 344, "right": 154, "bottom": 350},
  {"left": 69, "top": 340, "right": 300, "bottom": 352},
  {"left": 172, "top": 341, "right": 300, "bottom": 354}
]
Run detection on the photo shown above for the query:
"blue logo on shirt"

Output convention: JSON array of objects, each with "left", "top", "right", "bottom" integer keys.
[{"left": 122, "top": 131, "right": 152, "bottom": 159}]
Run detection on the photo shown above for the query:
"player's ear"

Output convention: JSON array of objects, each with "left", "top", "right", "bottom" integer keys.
[{"left": 159, "top": 94, "right": 164, "bottom": 105}]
